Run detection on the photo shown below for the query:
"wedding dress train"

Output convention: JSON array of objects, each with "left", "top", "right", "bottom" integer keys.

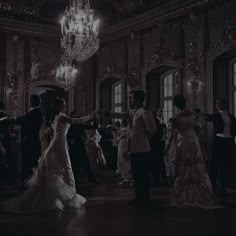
[{"left": 3, "top": 113, "right": 86, "bottom": 212}]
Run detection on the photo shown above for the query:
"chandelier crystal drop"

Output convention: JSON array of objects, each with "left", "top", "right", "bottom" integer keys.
[{"left": 60, "top": 0, "right": 100, "bottom": 64}]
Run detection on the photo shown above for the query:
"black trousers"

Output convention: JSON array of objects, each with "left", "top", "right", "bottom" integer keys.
[
  {"left": 130, "top": 152, "right": 150, "bottom": 201},
  {"left": 69, "top": 142, "right": 95, "bottom": 181},
  {"left": 150, "top": 141, "right": 166, "bottom": 185},
  {"left": 210, "top": 137, "right": 235, "bottom": 195}
]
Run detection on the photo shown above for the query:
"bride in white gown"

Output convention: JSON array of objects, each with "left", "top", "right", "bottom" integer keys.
[{"left": 3, "top": 98, "right": 94, "bottom": 212}]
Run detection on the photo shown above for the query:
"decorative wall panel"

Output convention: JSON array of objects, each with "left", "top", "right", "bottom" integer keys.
[
  {"left": 5, "top": 35, "right": 24, "bottom": 116},
  {"left": 29, "top": 39, "right": 60, "bottom": 82}
]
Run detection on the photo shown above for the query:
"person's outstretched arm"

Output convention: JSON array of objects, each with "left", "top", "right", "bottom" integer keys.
[{"left": 59, "top": 113, "right": 95, "bottom": 124}]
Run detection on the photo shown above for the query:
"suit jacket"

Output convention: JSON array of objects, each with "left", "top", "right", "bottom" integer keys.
[
  {"left": 206, "top": 112, "right": 236, "bottom": 137},
  {"left": 129, "top": 107, "right": 156, "bottom": 153},
  {"left": 15, "top": 107, "right": 43, "bottom": 143},
  {"left": 149, "top": 117, "right": 166, "bottom": 149}
]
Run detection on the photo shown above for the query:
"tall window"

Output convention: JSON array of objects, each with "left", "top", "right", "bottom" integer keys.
[
  {"left": 113, "top": 82, "right": 122, "bottom": 113},
  {"left": 162, "top": 72, "right": 175, "bottom": 123}
]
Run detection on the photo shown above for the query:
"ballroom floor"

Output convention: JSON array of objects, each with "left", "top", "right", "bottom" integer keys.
[{"left": 0, "top": 181, "right": 236, "bottom": 236}]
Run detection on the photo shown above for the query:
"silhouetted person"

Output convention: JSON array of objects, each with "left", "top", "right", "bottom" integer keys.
[
  {"left": 67, "top": 112, "right": 97, "bottom": 183},
  {"left": 172, "top": 95, "right": 215, "bottom": 208},
  {"left": 149, "top": 108, "right": 167, "bottom": 186},
  {"left": 205, "top": 97, "right": 236, "bottom": 198},
  {"left": 14, "top": 95, "right": 43, "bottom": 188},
  {"left": 0, "top": 102, "right": 10, "bottom": 182}
]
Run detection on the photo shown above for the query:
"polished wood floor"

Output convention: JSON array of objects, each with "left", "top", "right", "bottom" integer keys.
[{"left": 0, "top": 180, "right": 236, "bottom": 236}]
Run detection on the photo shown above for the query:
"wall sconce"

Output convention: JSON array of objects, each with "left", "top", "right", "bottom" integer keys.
[
  {"left": 187, "top": 78, "right": 203, "bottom": 108},
  {"left": 187, "top": 78, "right": 203, "bottom": 94},
  {"left": 130, "top": 32, "right": 136, "bottom": 40}
]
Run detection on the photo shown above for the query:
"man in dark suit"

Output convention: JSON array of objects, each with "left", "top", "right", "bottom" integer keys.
[
  {"left": 0, "top": 102, "right": 10, "bottom": 181},
  {"left": 67, "top": 112, "right": 97, "bottom": 184},
  {"left": 205, "top": 97, "right": 236, "bottom": 198},
  {"left": 14, "top": 95, "right": 43, "bottom": 187},
  {"left": 149, "top": 108, "right": 167, "bottom": 186}
]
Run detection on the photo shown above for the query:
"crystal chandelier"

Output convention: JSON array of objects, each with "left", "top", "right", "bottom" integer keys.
[
  {"left": 56, "top": 64, "right": 78, "bottom": 89},
  {"left": 60, "top": 0, "right": 100, "bottom": 64}
]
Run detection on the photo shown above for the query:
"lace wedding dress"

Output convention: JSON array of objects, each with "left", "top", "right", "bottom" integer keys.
[{"left": 4, "top": 113, "right": 87, "bottom": 212}]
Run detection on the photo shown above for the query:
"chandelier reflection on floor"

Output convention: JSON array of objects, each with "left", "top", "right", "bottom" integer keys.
[
  {"left": 56, "top": 0, "right": 100, "bottom": 88},
  {"left": 60, "top": 0, "right": 100, "bottom": 64}
]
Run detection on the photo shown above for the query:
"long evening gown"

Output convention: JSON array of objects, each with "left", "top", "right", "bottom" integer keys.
[
  {"left": 85, "top": 129, "right": 106, "bottom": 176},
  {"left": 3, "top": 113, "right": 86, "bottom": 212},
  {"left": 117, "top": 127, "right": 132, "bottom": 182},
  {"left": 172, "top": 110, "right": 216, "bottom": 209}
]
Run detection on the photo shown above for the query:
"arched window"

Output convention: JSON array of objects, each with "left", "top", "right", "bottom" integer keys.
[{"left": 161, "top": 71, "right": 175, "bottom": 123}]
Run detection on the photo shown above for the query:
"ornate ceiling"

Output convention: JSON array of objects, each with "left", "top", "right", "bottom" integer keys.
[
  {"left": 39, "top": 0, "right": 171, "bottom": 25},
  {"left": 0, "top": 0, "right": 230, "bottom": 27}
]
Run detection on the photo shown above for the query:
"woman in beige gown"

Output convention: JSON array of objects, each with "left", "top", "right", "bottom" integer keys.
[
  {"left": 85, "top": 129, "right": 106, "bottom": 177},
  {"left": 3, "top": 98, "right": 95, "bottom": 212},
  {"left": 172, "top": 95, "right": 218, "bottom": 209}
]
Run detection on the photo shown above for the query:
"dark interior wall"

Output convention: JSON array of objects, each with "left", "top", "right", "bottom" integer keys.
[
  {"left": 0, "top": 32, "right": 6, "bottom": 103},
  {"left": 213, "top": 50, "right": 236, "bottom": 112},
  {"left": 100, "top": 83, "right": 112, "bottom": 111},
  {"left": 146, "top": 73, "right": 161, "bottom": 111},
  {"left": 213, "top": 60, "right": 228, "bottom": 108}
]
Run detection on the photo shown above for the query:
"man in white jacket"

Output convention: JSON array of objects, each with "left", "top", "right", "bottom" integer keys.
[{"left": 128, "top": 90, "right": 156, "bottom": 206}]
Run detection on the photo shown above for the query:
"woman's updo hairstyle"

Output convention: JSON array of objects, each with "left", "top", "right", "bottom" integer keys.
[{"left": 173, "top": 94, "right": 186, "bottom": 110}]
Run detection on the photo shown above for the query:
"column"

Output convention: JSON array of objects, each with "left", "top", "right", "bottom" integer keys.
[{"left": 0, "top": 32, "right": 6, "bottom": 103}]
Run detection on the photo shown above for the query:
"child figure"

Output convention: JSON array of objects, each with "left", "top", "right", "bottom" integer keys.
[
  {"left": 85, "top": 129, "right": 106, "bottom": 177},
  {"left": 117, "top": 120, "right": 132, "bottom": 185}
]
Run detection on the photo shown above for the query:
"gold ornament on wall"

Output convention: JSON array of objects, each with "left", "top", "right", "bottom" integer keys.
[
  {"left": 128, "top": 68, "right": 141, "bottom": 88},
  {"left": 145, "top": 42, "right": 178, "bottom": 68},
  {"left": 102, "top": 53, "right": 123, "bottom": 77},
  {"left": 213, "top": 18, "right": 236, "bottom": 50},
  {"left": 30, "top": 41, "right": 40, "bottom": 81},
  {"left": 224, "top": 26, "right": 236, "bottom": 45},
  {"left": 7, "top": 35, "right": 21, "bottom": 91},
  {"left": 186, "top": 35, "right": 203, "bottom": 108}
]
